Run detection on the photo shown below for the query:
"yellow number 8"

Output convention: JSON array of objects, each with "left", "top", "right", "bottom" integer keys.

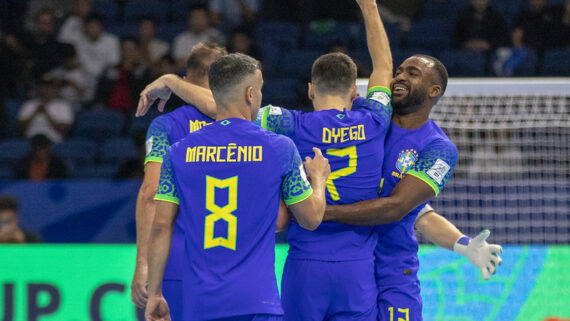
[{"left": 204, "top": 176, "right": 238, "bottom": 250}]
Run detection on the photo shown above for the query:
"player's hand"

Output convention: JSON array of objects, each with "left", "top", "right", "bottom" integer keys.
[
  {"left": 131, "top": 263, "right": 148, "bottom": 308},
  {"left": 303, "top": 147, "right": 331, "bottom": 182},
  {"left": 145, "top": 295, "right": 171, "bottom": 321},
  {"left": 136, "top": 76, "right": 173, "bottom": 117},
  {"left": 453, "top": 230, "right": 502, "bottom": 280}
]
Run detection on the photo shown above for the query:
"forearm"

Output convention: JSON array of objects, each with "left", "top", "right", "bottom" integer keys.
[
  {"left": 360, "top": 1, "right": 392, "bottom": 85},
  {"left": 135, "top": 187, "right": 157, "bottom": 265},
  {"left": 161, "top": 74, "right": 216, "bottom": 118},
  {"left": 415, "top": 211, "right": 462, "bottom": 250},
  {"left": 325, "top": 196, "right": 403, "bottom": 226},
  {"left": 146, "top": 223, "right": 173, "bottom": 296}
]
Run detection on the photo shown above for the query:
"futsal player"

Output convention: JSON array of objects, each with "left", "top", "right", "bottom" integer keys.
[
  {"left": 130, "top": 42, "right": 226, "bottom": 320},
  {"left": 327, "top": 55, "right": 503, "bottom": 321},
  {"left": 145, "top": 53, "right": 330, "bottom": 321}
]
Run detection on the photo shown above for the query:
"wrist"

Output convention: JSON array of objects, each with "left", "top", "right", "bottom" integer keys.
[{"left": 453, "top": 235, "right": 472, "bottom": 256}]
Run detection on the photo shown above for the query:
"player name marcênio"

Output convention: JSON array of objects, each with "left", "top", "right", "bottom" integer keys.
[
  {"left": 186, "top": 144, "right": 263, "bottom": 163},
  {"left": 322, "top": 125, "right": 366, "bottom": 144}
]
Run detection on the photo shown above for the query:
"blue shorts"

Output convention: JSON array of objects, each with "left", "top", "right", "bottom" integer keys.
[
  {"left": 163, "top": 279, "right": 183, "bottom": 321},
  {"left": 208, "top": 314, "right": 283, "bottom": 321},
  {"left": 281, "top": 258, "right": 377, "bottom": 321},
  {"left": 377, "top": 280, "right": 422, "bottom": 321}
]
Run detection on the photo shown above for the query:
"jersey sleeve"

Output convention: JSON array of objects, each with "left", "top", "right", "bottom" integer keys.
[
  {"left": 154, "top": 150, "right": 180, "bottom": 204},
  {"left": 144, "top": 116, "right": 171, "bottom": 164},
  {"left": 406, "top": 139, "right": 458, "bottom": 196},
  {"left": 275, "top": 136, "right": 313, "bottom": 205},
  {"left": 351, "top": 86, "right": 393, "bottom": 133},
  {"left": 256, "top": 105, "right": 297, "bottom": 137}
]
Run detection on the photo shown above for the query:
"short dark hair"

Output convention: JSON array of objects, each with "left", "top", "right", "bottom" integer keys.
[
  {"left": 0, "top": 195, "right": 18, "bottom": 212},
  {"left": 186, "top": 42, "right": 228, "bottom": 78},
  {"left": 413, "top": 54, "right": 448, "bottom": 96},
  {"left": 188, "top": 3, "right": 209, "bottom": 15},
  {"left": 208, "top": 53, "right": 261, "bottom": 101},
  {"left": 311, "top": 52, "right": 357, "bottom": 95}
]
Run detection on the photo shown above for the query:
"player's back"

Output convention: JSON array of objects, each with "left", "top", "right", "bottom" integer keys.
[
  {"left": 259, "top": 87, "right": 392, "bottom": 261},
  {"left": 145, "top": 105, "right": 213, "bottom": 280},
  {"left": 166, "top": 118, "right": 303, "bottom": 319},
  {"left": 375, "top": 119, "right": 458, "bottom": 284}
]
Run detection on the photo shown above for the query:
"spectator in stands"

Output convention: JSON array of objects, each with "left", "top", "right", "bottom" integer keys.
[
  {"left": 453, "top": 0, "right": 509, "bottom": 53},
  {"left": 0, "top": 28, "right": 32, "bottom": 99},
  {"left": 210, "top": 0, "right": 259, "bottom": 32},
  {"left": 64, "top": 13, "right": 120, "bottom": 101},
  {"left": 0, "top": 195, "right": 42, "bottom": 243},
  {"left": 59, "top": 0, "right": 92, "bottom": 44},
  {"left": 94, "top": 38, "right": 151, "bottom": 112},
  {"left": 18, "top": 77, "right": 74, "bottom": 143},
  {"left": 228, "top": 26, "right": 262, "bottom": 60},
  {"left": 151, "top": 54, "right": 178, "bottom": 79},
  {"left": 512, "top": 0, "right": 556, "bottom": 53},
  {"left": 172, "top": 5, "right": 224, "bottom": 69},
  {"left": 15, "top": 134, "right": 68, "bottom": 181},
  {"left": 547, "top": 0, "right": 570, "bottom": 48},
  {"left": 46, "top": 44, "right": 88, "bottom": 109},
  {"left": 136, "top": 16, "right": 169, "bottom": 67},
  {"left": 23, "top": 10, "right": 67, "bottom": 78}
]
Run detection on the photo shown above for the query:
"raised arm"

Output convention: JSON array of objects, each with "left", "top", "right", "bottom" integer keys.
[
  {"left": 415, "top": 204, "right": 503, "bottom": 280},
  {"left": 136, "top": 74, "right": 216, "bottom": 118},
  {"left": 357, "top": 0, "right": 393, "bottom": 90}
]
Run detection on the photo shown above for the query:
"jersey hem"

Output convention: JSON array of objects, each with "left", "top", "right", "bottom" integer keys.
[
  {"left": 144, "top": 157, "right": 163, "bottom": 165},
  {"left": 260, "top": 105, "right": 270, "bottom": 129},
  {"left": 405, "top": 170, "right": 440, "bottom": 196},
  {"left": 284, "top": 187, "right": 313, "bottom": 205},
  {"left": 154, "top": 195, "right": 180, "bottom": 205}
]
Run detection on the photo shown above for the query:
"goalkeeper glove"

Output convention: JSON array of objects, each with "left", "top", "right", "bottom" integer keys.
[{"left": 453, "top": 229, "right": 502, "bottom": 280}]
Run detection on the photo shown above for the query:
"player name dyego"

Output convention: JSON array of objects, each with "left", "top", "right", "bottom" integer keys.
[
  {"left": 186, "top": 144, "right": 263, "bottom": 162},
  {"left": 322, "top": 125, "right": 366, "bottom": 144}
]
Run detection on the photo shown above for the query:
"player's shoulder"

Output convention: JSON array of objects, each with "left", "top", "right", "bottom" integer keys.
[{"left": 425, "top": 120, "right": 456, "bottom": 148}]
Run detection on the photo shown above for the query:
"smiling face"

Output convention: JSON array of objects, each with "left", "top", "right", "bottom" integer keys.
[{"left": 390, "top": 56, "right": 436, "bottom": 115}]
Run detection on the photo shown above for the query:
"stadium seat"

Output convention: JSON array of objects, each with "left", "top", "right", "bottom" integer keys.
[
  {"left": 276, "top": 49, "right": 324, "bottom": 78},
  {"left": 52, "top": 138, "right": 98, "bottom": 166},
  {"left": 74, "top": 164, "right": 120, "bottom": 179},
  {"left": 254, "top": 22, "right": 301, "bottom": 49},
  {"left": 100, "top": 137, "right": 138, "bottom": 164},
  {"left": 92, "top": 0, "right": 118, "bottom": 23},
  {"left": 0, "top": 138, "right": 31, "bottom": 163},
  {"left": 541, "top": 48, "right": 570, "bottom": 76},
  {"left": 2, "top": 99, "right": 22, "bottom": 138},
  {"left": 157, "top": 22, "right": 187, "bottom": 43},
  {"left": 0, "top": 165, "right": 14, "bottom": 180},
  {"left": 262, "top": 77, "right": 303, "bottom": 108},
  {"left": 303, "top": 22, "right": 360, "bottom": 50},
  {"left": 439, "top": 49, "right": 486, "bottom": 77},
  {"left": 127, "top": 109, "right": 161, "bottom": 137},
  {"left": 124, "top": 0, "right": 167, "bottom": 23},
  {"left": 107, "top": 23, "right": 137, "bottom": 39},
  {"left": 492, "top": 0, "right": 525, "bottom": 26},
  {"left": 72, "top": 109, "right": 125, "bottom": 144},
  {"left": 391, "top": 48, "right": 433, "bottom": 70},
  {"left": 406, "top": 18, "right": 453, "bottom": 52},
  {"left": 422, "top": 0, "right": 468, "bottom": 19},
  {"left": 352, "top": 22, "right": 401, "bottom": 50}
]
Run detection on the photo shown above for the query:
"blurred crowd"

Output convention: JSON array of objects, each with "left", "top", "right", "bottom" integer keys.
[{"left": 0, "top": 0, "right": 568, "bottom": 180}]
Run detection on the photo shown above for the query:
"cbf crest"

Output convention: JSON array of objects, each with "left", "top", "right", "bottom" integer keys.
[{"left": 393, "top": 149, "right": 419, "bottom": 179}]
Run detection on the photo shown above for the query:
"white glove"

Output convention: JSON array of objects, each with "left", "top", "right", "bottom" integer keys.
[{"left": 453, "top": 230, "right": 502, "bottom": 280}]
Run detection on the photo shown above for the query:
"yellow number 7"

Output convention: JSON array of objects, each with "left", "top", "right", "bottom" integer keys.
[{"left": 326, "top": 146, "right": 357, "bottom": 201}]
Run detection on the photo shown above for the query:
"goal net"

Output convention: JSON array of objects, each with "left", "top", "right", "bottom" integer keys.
[{"left": 357, "top": 79, "right": 570, "bottom": 244}]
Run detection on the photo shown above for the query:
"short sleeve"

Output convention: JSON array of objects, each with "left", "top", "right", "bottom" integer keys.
[
  {"left": 406, "top": 139, "right": 458, "bottom": 196},
  {"left": 144, "top": 116, "right": 171, "bottom": 165},
  {"left": 257, "top": 105, "right": 297, "bottom": 137},
  {"left": 351, "top": 86, "right": 392, "bottom": 133},
  {"left": 276, "top": 137, "right": 313, "bottom": 205},
  {"left": 154, "top": 150, "right": 179, "bottom": 204}
]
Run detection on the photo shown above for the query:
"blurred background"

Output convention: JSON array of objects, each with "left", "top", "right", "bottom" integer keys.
[{"left": 0, "top": 0, "right": 568, "bottom": 320}]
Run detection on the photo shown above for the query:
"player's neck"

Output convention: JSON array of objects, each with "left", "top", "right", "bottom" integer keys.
[
  {"left": 312, "top": 95, "right": 352, "bottom": 112},
  {"left": 392, "top": 110, "right": 429, "bottom": 129},
  {"left": 216, "top": 104, "right": 252, "bottom": 121}
]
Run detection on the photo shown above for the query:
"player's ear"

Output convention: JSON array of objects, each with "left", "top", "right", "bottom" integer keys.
[
  {"left": 307, "top": 83, "right": 315, "bottom": 101},
  {"left": 349, "top": 84, "right": 357, "bottom": 102},
  {"left": 245, "top": 86, "right": 254, "bottom": 105},
  {"left": 428, "top": 85, "right": 441, "bottom": 99}
]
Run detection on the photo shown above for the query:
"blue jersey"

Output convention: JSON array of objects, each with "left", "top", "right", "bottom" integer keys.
[
  {"left": 155, "top": 118, "right": 312, "bottom": 320},
  {"left": 144, "top": 105, "right": 213, "bottom": 280},
  {"left": 373, "top": 119, "right": 458, "bottom": 285},
  {"left": 258, "top": 86, "right": 392, "bottom": 261}
]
